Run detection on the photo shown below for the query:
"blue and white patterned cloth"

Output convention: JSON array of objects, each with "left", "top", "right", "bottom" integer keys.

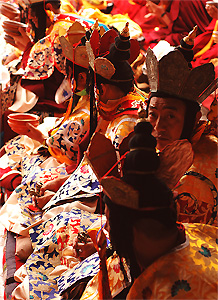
[{"left": 57, "top": 252, "right": 100, "bottom": 295}]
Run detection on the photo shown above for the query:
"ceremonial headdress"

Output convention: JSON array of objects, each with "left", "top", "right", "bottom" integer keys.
[
  {"left": 22, "top": 0, "right": 60, "bottom": 4},
  {"left": 86, "top": 22, "right": 140, "bottom": 83},
  {"left": 59, "top": 21, "right": 89, "bottom": 69},
  {"left": 102, "top": 124, "right": 194, "bottom": 210},
  {"left": 146, "top": 47, "right": 217, "bottom": 103},
  {"left": 59, "top": 19, "right": 109, "bottom": 68}
]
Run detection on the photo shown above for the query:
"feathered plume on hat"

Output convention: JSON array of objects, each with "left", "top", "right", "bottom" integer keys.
[
  {"left": 86, "top": 22, "right": 140, "bottom": 82},
  {"left": 146, "top": 47, "right": 217, "bottom": 103}
]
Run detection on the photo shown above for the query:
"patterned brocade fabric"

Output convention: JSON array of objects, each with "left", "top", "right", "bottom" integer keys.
[
  {"left": 47, "top": 95, "right": 90, "bottom": 165},
  {"left": 80, "top": 253, "right": 131, "bottom": 300},
  {"left": 175, "top": 133, "right": 217, "bottom": 226},
  {"left": 26, "top": 208, "right": 101, "bottom": 299},
  {"left": 127, "top": 223, "right": 218, "bottom": 300},
  {"left": 43, "top": 92, "right": 146, "bottom": 209},
  {"left": 23, "top": 20, "right": 70, "bottom": 81},
  {"left": 22, "top": 14, "right": 108, "bottom": 81}
]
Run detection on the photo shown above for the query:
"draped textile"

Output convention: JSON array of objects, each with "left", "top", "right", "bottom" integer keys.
[{"left": 127, "top": 223, "right": 218, "bottom": 300}]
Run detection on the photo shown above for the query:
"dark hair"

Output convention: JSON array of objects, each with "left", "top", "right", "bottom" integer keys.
[
  {"left": 30, "top": 0, "right": 61, "bottom": 42},
  {"left": 65, "top": 59, "right": 87, "bottom": 82},
  {"left": 180, "top": 99, "right": 200, "bottom": 140},
  {"left": 30, "top": 0, "right": 61, "bottom": 9},
  {"left": 146, "top": 94, "right": 200, "bottom": 141},
  {"left": 47, "top": 0, "right": 61, "bottom": 9},
  {"left": 105, "top": 195, "right": 177, "bottom": 280},
  {"left": 104, "top": 121, "right": 177, "bottom": 279},
  {"left": 104, "top": 196, "right": 141, "bottom": 279},
  {"left": 29, "top": 3, "right": 46, "bottom": 42},
  {"left": 95, "top": 72, "right": 134, "bottom": 96}
]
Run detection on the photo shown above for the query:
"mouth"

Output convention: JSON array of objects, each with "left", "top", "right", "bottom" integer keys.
[
  {"left": 155, "top": 136, "right": 171, "bottom": 150},
  {"left": 154, "top": 135, "right": 170, "bottom": 141}
]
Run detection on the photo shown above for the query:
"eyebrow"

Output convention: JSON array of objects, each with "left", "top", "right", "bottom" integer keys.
[{"left": 149, "top": 105, "right": 178, "bottom": 111}]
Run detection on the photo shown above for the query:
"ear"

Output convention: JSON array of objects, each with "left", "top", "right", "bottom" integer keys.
[
  {"left": 100, "top": 83, "right": 107, "bottom": 96},
  {"left": 76, "top": 72, "right": 87, "bottom": 90},
  {"left": 67, "top": 66, "right": 73, "bottom": 82},
  {"left": 195, "top": 110, "right": 202, "bottom": 125},
  {"left": 79, "top": 72, "right": 87, "bottom": 84},
  {"left": 45, "top": 2, "right": 52, "bottom": 10}
]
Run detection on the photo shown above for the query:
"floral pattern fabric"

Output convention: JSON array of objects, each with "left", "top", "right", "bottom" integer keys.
[
  {"left": 15, "top": 155, "right": 67, "bottom": 228},
  {"left": 43, "top": 157, "right": 101, "bottom": 211},
  {"left": 0, "top": 95, "right": 90, "bottom": 228},
  {"left": 23, "top": 20, "right": 74, "bottom": 80},
  {"left": 80, "top": 253, "right": 131, "bottom": 299},
  {"left": 127, "top": 223, "right": 218, "bottom": 300},
  {"left": 43, "top": 93, "right": 146, "bottom": 209},
  {"left": 175, "top": 134, "right": 217, "bottom": 226},
  {"left": 26, "top": 208, "right": 101, "bottom": 299},
  {"left": 47, "top": 95, "right": 90, "bottom": 165},
  {"left": 57, "top": 252, "right": 100, "bottom": 296},
  {"left": 23, "top": 14, "right": 108, "bottom": 81}
]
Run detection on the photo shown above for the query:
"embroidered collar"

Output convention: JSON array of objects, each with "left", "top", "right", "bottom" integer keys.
[{"left": 97, "top": 92, "right": 147, "bottom": 121}]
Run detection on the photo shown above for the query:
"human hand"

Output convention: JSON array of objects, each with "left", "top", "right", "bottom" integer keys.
[
  {"left": 25, "top": 123, "right": 47, "bottom": 143},
  {"left": 10, "top": 27, "right": 32, "bottom": 51},
  {"left": 33, "top": 190, "right": 55, "bottom": 209},
  {"left": 206, "top": 2, "right": 218, "bottom": 19},
  {"left": 212, "top": 30, "right": 218, "bottom": 43},
  {"left": 72, "top": 234, "right": 97, "bottom": 261},
  {"left": 146, "top": 0, "right": 165, "bottom": 19}
]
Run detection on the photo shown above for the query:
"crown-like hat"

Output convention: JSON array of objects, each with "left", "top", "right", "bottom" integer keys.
[
  {"left": 86, "top": 22, "right": 140, "bottom": 82},
  {"left": 146, "top": 47, "right": 217, "bottom": 103},
  {"left": 59, "top": 21, "right": 89, "bottom": 69},
  {"left": 23, "top": 0, "right": 60, "bottom": 4}
]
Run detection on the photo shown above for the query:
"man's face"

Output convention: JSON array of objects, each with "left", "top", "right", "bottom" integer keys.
[{"left": 147, "top": 97, "right": 186, "bottom": 151}]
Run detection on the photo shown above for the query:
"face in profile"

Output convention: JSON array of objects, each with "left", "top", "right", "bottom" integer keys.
[
  {"left": 29, "top": 7, "right": 38, "bottom": 28},
  {"left": 147, "top": 97, "right": 186, "bottom": 151}
]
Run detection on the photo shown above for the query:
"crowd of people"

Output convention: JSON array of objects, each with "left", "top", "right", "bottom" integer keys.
[{"left": 0, "top": 0, "right": 217, "bottom": 299}]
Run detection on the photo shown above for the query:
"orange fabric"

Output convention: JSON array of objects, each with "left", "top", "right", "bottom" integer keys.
[
  {"left": 194, "top": 20, "right": 218, "bottom": 58},
  {"left": 127, "top": 223, "right": 218, "bottom": 299},
  {"left": 175, "top": 133, "right": 217, "bottom": 226}
]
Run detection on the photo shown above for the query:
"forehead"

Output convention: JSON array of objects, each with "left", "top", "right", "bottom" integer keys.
[
  {"left": 29, "top": 6, "right": 36, "bottom": 14},
  {"left": 149, "top": 97, "right": 186, "bottom": 111}
]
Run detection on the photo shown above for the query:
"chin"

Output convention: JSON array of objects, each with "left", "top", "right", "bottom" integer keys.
[{"left": 157, "top": 140, "right": 170, "bottom": 151}]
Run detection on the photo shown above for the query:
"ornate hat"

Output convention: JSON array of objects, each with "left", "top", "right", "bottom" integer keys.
[
  {"left": 59, "top": 21, "right": 89, "bottom": 69},
  {"left": 59, "top": 20, "right": 108, "bottom": 69},
  {"left": 27, "top": 0, "right": 60, "bottom": 4},
  {"left": 86, "top": 22, "right": 140, "bottom": 83},
  {"left": 146, "top": 47, "right": 217, "bottom": 103},
  {"left": 21, "top": 0, "right": 60, "bottom": 5}
]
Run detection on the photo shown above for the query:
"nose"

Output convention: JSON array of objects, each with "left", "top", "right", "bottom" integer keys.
[
  {"left": 153, "top": 116, "right": 166, "bottom": 133},
  {"left": 28, "top": 8, "right": 32, "bottom": 18},
  {"left": 28, "top": 8, "right": 35, "bottom": 20}
]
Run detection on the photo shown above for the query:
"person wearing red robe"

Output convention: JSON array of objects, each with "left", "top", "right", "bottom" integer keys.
[{"left": 112, "top": 0, "right": 212, "bottom": 49}]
